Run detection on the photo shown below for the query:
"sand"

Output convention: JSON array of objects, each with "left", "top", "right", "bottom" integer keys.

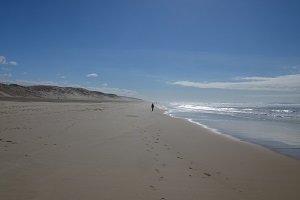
[{"left": 0, "top": 101, "right": 300, "bottom": 200}]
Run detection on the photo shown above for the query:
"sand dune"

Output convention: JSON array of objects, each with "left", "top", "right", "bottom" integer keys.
[{"left": 0, "top": 83, "right": 140, "bottom": 102}]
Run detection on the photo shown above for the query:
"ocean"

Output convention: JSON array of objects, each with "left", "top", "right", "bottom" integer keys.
[{"left": 162, "top": 102, "right": 300, "bottom": 159}]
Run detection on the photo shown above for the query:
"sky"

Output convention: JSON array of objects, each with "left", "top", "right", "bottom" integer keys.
[{"left": 1, "top": 0, "right": 300, "bottom": 103}]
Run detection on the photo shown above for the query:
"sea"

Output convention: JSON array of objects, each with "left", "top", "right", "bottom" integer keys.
[{"left": 161, "top": 102, "right": 300, "bottom": 159}]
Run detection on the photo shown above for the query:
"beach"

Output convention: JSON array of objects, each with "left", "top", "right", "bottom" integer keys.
[{"left": 1, "top": 101, "right": 300, "bottom": 200}]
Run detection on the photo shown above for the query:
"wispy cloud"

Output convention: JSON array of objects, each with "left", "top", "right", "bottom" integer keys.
[
  {"left": 0, "top": 73, "right": 12, "bottom": 79},
  {"left": 8, "top": 61, "right": 17, "bottom": 65},
  {"left": 0, "top": 56, "right": 17, "bottom": 66},
  {"left": 2, "top": 79, "right": 57, "bottom": 86},
  {"left": 86, "top": 73, "right": 98, "bottom": 78},
  {"left": 0, "top": 56, "right": 6, "bottom": 64},
  {"left": 87, "top": 86, "right": 138, "bottom": 97},
  {"left": 282, "top": 65, "right": 300, "bottom": 73},
  {"left": 57, "top": 73, "right": 66, "bottom": 79},
  {"left": 171, "top": 74, "right": 300, "bottom": 91}
]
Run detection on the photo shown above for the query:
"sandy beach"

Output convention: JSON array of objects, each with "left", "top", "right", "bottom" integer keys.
[{"left": 1, "top": 101, "right": 300, "bottom": 200}]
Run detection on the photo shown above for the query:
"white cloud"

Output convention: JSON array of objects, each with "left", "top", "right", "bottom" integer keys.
[
  {"left": 9, "top": 61, "right": 17, "bottom": 65},
  {"left": 171, "top": 74, "right": 300, "bottom": 91},
  {"left": 0, "top": 56, "right": 7, "bottom": 64},
  {"left": 86, "top": 73, "right": 98, "bottom": 78},
  {"left": 0, "top": 56, "right": 17, "bottom": 65}
]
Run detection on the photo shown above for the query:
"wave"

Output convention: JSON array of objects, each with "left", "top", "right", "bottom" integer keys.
[{"left": 167, "top": 102, "right": 300, "bottom": 122}]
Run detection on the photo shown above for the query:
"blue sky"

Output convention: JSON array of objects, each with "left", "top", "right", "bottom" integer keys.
[{"left": 1, "top": 0, "right": 300, "bottom": 103}]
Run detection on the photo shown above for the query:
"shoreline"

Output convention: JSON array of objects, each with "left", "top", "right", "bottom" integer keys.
[
  {"left": 1, "top": 101, "right": 300, "bottom": 199},
  {"left": 166, "top": 111, "right": 240, "bottom": 141},
  {"left": 163, "top": 106, "right": 300, "bottom": 160},
  {"left": 169, "top": 112, "right": 300, "bottom": 160}
]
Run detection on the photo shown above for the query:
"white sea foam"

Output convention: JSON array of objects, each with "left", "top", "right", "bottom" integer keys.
[
  {"left": 156, "top": 104, "right": 168, "bottom": 111},
  {"left": 271, "top": 109, "right": 293, "bottom": 113},
  {"left": 168, "top": 102, "right": 300, "bottom": 121},
  {"left": 164, "top": 107, "right": 242, "bottom": 142}
]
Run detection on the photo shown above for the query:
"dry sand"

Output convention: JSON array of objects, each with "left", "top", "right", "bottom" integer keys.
[{"left": 0, "top": 101, "right": 300, "bottom": 200}]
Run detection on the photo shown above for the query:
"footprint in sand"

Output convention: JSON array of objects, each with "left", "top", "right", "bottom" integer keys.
[
  {"left": 176, "top": 152, "right": 183, "bottom": 159},
  {"left": 149, "top": 185, "right": 157, "bottom": 191},
  {"left": 204, "top": 172, "right": 212, "bottom": 177},
  {"left": 187, "top": 165, "right": 194, "bottom": 177},
  {"left": 162, "top": 145, "right": 169, "bottom": 149},
  {"left": 155, "top": 168, "right": 160, "bottom": 173}
]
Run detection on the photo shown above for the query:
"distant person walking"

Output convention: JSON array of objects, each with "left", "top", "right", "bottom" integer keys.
[{"left": 151, "top": 103, "right": 154, "bottom": 112}]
